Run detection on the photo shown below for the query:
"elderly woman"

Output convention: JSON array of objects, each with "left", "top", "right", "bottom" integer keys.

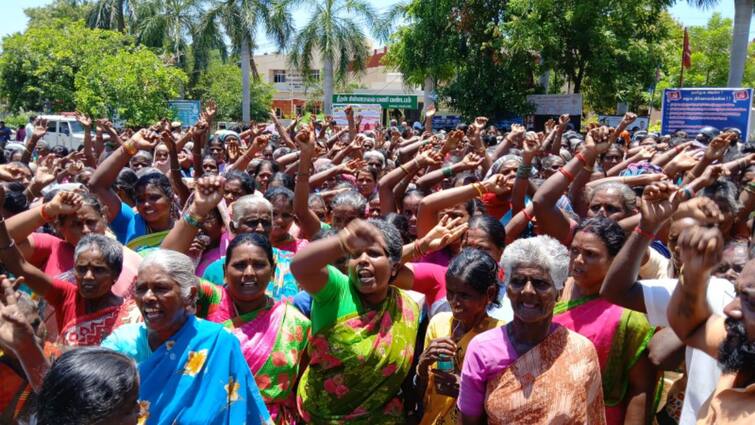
[
  {"left": 291, "top": 218, "right": 420, "bottom": 423},
  {"left": 101, "top": 249, "right": 272, "bottom": 425},
  {"left": 265, "top": 187, "right": 308, "bottom": 253},
  {"left": 458, "top": 235, "right": 605, "bottom": 425},
  {"left": 0, "top": 204, "right": 140, "bottom": 347}
]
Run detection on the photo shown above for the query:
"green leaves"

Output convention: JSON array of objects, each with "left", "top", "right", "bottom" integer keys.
[{"left": 74, "top": 47, "right": 187, "bottom": 126}]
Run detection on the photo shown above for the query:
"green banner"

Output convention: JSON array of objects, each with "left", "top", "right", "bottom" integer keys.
[{"left": 332, "top": 93, "right": 418, "bottom": 109}]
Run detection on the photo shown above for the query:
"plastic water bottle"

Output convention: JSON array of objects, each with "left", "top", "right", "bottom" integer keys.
[{"left": 436, "top": 355, "right": 454, "bottom": 372}]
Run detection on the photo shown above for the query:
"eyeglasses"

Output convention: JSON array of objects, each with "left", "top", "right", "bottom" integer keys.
[
  {"left": 238, "top": 218, "right": 272, "bottom": 229},
  {"left": 508, "top": 276, "right": 553, "bottom": 291}
]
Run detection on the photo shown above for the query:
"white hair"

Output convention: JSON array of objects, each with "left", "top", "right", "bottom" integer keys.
[
  {"left": 139, "top": 249, "right": 198, "bottom": 300},
  {"left": 500, "top": 235, "right": 569, "bottom": 290},
  {"left": 364, "top": 150, "right": 386, "bottom": 167},
  {"left": 231, "top": 195, "right": 273, "bottom": 223}
]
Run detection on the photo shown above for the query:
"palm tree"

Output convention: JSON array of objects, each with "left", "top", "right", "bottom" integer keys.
[
  {"left": 134, "top": 0, "right": 203, "bottom": 71},
  {"left": 197, "top": 0, "right": 294, "bottom": 121},
  {"left": 688, "top": 0, "right": 754, "bottom": 87},
  {"left": 87, "top": 0, "right": 138, "bottom": 32},
  {"left": 288, "top": 0, "right": 378, "bottom": 115}
]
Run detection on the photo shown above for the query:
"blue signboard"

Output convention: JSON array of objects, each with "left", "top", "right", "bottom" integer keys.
[
  {"left": 494, "top": 117, "right": 524, "bottom": 130},
  {"left": 168, "top": 100, "right": 201, "bottom": 127},
  {"left": 432, "top": 115, "right": 462, "bottom": 129},
  {"left": 661, "top": 88, "right": 753, "bottom": 137}
]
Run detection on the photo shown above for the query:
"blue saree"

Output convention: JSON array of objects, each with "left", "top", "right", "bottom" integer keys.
[{"left": 136, "top": 315, "right": 273, "bottom": 425}]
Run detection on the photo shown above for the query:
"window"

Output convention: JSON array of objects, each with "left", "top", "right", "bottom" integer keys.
[
  {"left": 308, "top": 70, "right": 320, "bottom": 81},
  {"left": 273, "top": 70, "right": 286, "bottom": 83},
  {"left": 310, "top": 104, "right": 321, "bottom": 114},
  {"left": 295, "top": 105, "right": 303, "bottom": 116},
  {"left": 60, "top": 122, "right": 71, "bottom": 135},
  {"left": 46, "top": 121, "right": 58, "bottom": 133},
  {"left": 275, "top": 108, "right": 282, "bottom": 118}
]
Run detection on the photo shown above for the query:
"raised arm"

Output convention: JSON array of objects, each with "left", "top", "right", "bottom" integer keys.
[
  {"left": 293, "top": 128, "right": 322, "bottom": 240},
  {"left": 667, "top": 225, "right": 727, "bottom": 359},
  {"left": 161, "top": 175, "right": 225, "bottom": 254},
  {"left": 0, "top": 277, "right": 49, "bottom": 392},
  {"left": 5, "top": 191, "right": 82, "bottom": 259},
  {"left": 88, "top": 129, "right": 159, "bottom": 222},
  {"left": 683, "top": 132, "right": 734, "bottom": 184},
  {"left": 600, "top": 182, "right": 681, "bottom": 311},
  {"left": 512, "top": 133, "right": 541, "bottom": 216},
  {"left": 534, "top": 126, "right": 611, "bottom": 244},
  {"left": 227, "top": 134, "right": 269, "bottom": 173},
  {"left": 415, "top": 152, "right": 480, "bottom": 192},
  {"left": 417, "top": 174, "right": 511, "bottom": 238},
  {"left": 21, "top": 118, "right": 47, "bottom": 164},
  {"left": 0, "top": 187, "right": 67, "bottom": 297},
  {"left": 291, "top": 219, "right": 384, "bottom": 294},
  {"left": 74, "top": 113, "right": 97, "bottom": 168}
]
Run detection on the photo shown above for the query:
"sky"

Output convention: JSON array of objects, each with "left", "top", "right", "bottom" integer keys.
[{"left": 0, "top": 0, "right": 752, "bottom": 51}]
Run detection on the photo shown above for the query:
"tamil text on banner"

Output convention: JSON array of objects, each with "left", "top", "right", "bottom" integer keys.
[
  {"left": 168, "top": 100, "right": 201, "bottom": 128},
  {"left": 333, "top": 104, "right": 382, "bottom": 132},
  {"left": 661, "top": 88, "right": 753, "bottom": 137}
]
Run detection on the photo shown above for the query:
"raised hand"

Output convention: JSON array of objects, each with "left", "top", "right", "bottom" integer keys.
[
  {"left": 558, "top": 114, "right": 570, "bottom": 129},
  {"left": 0, "top": 163, "right": 32, "bottom": 183},
  {"left": 460, "top": 152, "right": 484, "bottom": 169},
  {"left": 637, "top": 146, "right": 656, "bottom": 161},
  {"left": 74, "top": 112, "right": 92, "bottom": 128},
  {"left": 508, "top": 124, "right": 526, "bottom": 144},
  {"left": 673, "top": 197, "right": 724, "bottom": 225},
  {"left": 33, "top": 155, "right": 58, "bottom": 188},
  {"left": 544, "top": 119, "right": 556, "bottom": 134},
  {"left": 31, "top": 118, "right": 48, "bottom": 140},
  {"left": 677, "top": 225, "right": 724, "bottom": 275},
  {"left": 418, "top": 148, "right": 444, "bottom": 167},
  {"left": 344, "top": 105, "right": 354, "bottom": 119},
  {"left": 0, "top": 276, "right": 37, "bottom": 354},
  {"left": 584, "top": 126, "right": 612, "bottom": 154},
  {"left": 621, "top": 112, "right": 637, "bottom": 126},
  {"left": 203, "top": 100, "right": 217, "bottom": 123},
  {"left": 130, "top": 129, "right": 160, "bottom": 151},
  {"left": 250, "top": 134, "right": 271, "bottom": 152},
  {"left": 482, "top": 173, "right": 514, "bottom": 196},
  {"left": 338, "top": 219, "right": 387, "bottom": 256},
  {"left": 522, "top": 132, "right": 542, "bottom": 161},
  {"left": 341, "top": 158, "right": 367, "bottom": 175},
  {"left": 425, "top": 104, "right": 437, "bottom": 119},
  {"left": 45, "top": 191, "right": 83, "bottom": 218},
  {"left": 697, "top": 164, "right": 729, "bottom": 187},
  {"left": 190, "top": 175, "right": 226, "bottom": 217},
  {"left": 421, "top": 215, "right": 468, "bottom": 253},
  {"left": 473, "top": 116, "right": 489, "bottom": 129},
  {"left": 704, "top": 132, "right": 734, "bottom": 161},
  {"left": 442, "top": 130, "right": 464, "bottom": 153},
  {"left": 639, "top": 181, "right": 682, "bottom": 230}
]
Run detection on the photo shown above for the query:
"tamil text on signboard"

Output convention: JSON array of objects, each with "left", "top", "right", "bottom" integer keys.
[
  {"left": 661, "top": 88, "right": 753, "bottom": 137},
  {"left": 333, "top": 104, "right": 382, "bottom": 132},
  {"left": 168, "top": 100, "right": 201, "bottom": 128},
  {"left": 332, "top": 94, "right": 418, "bottom": 109}
]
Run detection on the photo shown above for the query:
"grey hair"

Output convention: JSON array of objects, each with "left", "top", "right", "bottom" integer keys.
[
  {"left": 485, "top": 155, "right": 522, "bottom": 179},
  {"left": 331, "top": 190, "right": 367, "bottom": 212},
  {"left": 587, "top": 181, "right": 637, "bottom": 213},
  {"left": 367, "top": 218, "right": 403, "bottom": 265},
  {"left": 231, "top": 195, "right": 273, "bottom": 222},
  {"left": 139, "top": 249, "right": 198, "bottom": 300},
  {"left": 135, "top": 166, "right": 161, "bottom": 178},
  {"left": 74, "top": 234, "right": 124, "bottom": 278},
  {"left": 132, "top": 151, "right": 153, "bottom": 163},
  {"left": 700, "top": 179, "right": 741, "bottom": 215},
  {"left": 501, "top": 235, "right": 569, "bottom": 290},
  {"left": 364, "top": 150, "right": 386, "bottom": 168}
]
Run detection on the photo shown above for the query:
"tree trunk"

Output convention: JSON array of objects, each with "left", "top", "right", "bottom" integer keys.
[
  {"left": 728, "top": 0, "right": 753, "bottom": 87},
  {"left": 423, "top": 76, "right": 435, "bottom": 111},
  {"left": 241, "top": 35, "right": 251, "bottom": 122},
  {"left": 250, "top": 57, "right": 260, "bottom": 81},
  {"left": 323, "top": 56, "right": 334, "bottom": 115}
]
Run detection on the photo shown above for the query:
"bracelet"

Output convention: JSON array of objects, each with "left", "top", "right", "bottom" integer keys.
[
  {"left": 634, "top": 226, "right": 656, "bottom": 240},
  {"left": 123, "top": 139, "right": 138, "bottom": 156},
  {"left": 682, "top": 187, "right": 695, "bottom": 199},
  {"left": 558, "top": 167, "right": 575, "bottom": 182},
  {"left": 584, "top": 165, "right": 594, "bottom": 173},
  {"left": 0, "top": 239, "right": 15, "bottom": 250},
  {"left": 515, "top": 165, "right": 532, "bottom": 179},
  {"left": 399, "top": 163, "right": 410, "bottom": 175},
  {"left": 442, "top": 166, "right": 453, "bottom": 178},
  {"left": 575, "top": 152, "right": 588, "bottom": 165},
  {"left": 522, "top": 209, "right": 533, "bottom": 222},
  {"left": 39, "top": 205, "right": 54, "bottom": 222},
  {"left": 183, "top": 211, "right": 204, "bottom": 228},
  {"left": 473, "top": 182, "right": 486, "bottom": 198}
]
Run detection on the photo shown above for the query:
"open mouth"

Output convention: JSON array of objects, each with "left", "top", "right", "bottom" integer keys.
[
  {"left": 356, "top": 269, "right": 376, "bottom": 286},
  {"left": 143, "top": 306, "right": 164, "bottom": 322}
]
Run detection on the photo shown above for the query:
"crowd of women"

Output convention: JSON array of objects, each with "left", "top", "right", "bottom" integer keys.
[{"left": 0, "top": 101, "right": 752, "bottom": 425}]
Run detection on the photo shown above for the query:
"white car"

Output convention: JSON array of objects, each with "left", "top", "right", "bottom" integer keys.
[{"left": 38, "top": 115, "right": 89, "bottom": 151}]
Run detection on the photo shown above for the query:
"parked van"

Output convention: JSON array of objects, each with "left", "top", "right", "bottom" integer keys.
[{"left": 38, "top": 114, "right": 89, "bottom": 150}]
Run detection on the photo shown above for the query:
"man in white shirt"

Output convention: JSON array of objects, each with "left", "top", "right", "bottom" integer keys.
[
  {"left": 23, "top": 115, "right": 36, "bottom": 143},
  {"left": 601, "top": 182, "right": 732, "bottom": 424}
]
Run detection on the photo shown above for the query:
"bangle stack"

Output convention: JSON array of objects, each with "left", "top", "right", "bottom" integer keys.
[
  {"left": 473, "top": 182, "right": 487, "bottom": 198},
  {"left": 575, "top": 152, "right": 588, "bottom": 165},
  {"left": 682, "top": 187, "right": 696, "bottom": 200},
  {"left": 442, "top": 166, "right": 453, "bottom": 178},
  {"left": 40, "top": 205, "right": 54, "bottom": 222},
  {"left": 515, "top": 164, "right": 532, "bottom": 179},
  {"left": 183, "top": 211, "right": 205, "bottom": 228}
]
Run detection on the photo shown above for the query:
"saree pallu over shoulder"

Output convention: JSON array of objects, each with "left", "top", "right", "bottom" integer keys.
[
  {"left": 297, "top": 288, "right": 420, "bottom": 424},
  {"left": 484, "top": 326, "right": 607, "bottom": 425},
  {"left": 126, "top": 230, "right": 170, "bottom": 257},
  {"left": 224, "top": 302, "right": 311, "bottom": 425},
  {"left": 58, "top": 298, "right": 142, "bottom": 347},
  {"left": 552, "top": 296, "right": 654, "bottom": 418},
  {"left": 137, "top": 316, "right": 273, "bottom": 425}
]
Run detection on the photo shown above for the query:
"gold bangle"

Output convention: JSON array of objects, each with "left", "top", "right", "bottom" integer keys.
[
  {"left": 473, "top": 182, "right": 485, "bottom": 198},
  {"left": 123, "top": 139, "right": 138, "bottom": 156}
]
